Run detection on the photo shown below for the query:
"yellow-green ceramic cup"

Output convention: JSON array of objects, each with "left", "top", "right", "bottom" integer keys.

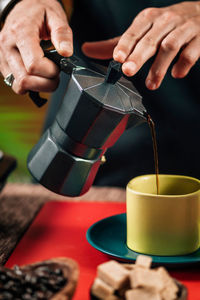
[{"left": 126, "top": 174, "right": 200, "bottom": 256}]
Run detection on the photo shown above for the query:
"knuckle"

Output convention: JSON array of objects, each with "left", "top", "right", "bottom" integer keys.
[
  {"left": 185, "top": 19, "right": 196, "bottom": 29},
  {"left": 180, "top": 52, "right": 195, "bottom": 65},
  {"left": 141, "top": 7, "right": 158, "bottom": 18},
  {"left": 4, "top": 21, "right": 24, "bottom": 42},
  {"left": 54, "top": 25, "right": 70, "bottom": 35},
  {"left": 123, "top": 30, "right": 136, "bottom": 41},
  {"left": 152, "top": 69, "right": 164, "bottom": 82},
  {"left": 15, "top": 38, "right": 26, "bottom": 50},
  {"left": 15, "top": 88, "right": 26, "bottom": 95},
  {"left": 10, "top": 21, "right": 21, "bottom": 34},
  {"left": 26, "top": 60, "right": 37, "bottom": 75},
  {"left": 0, "top": 32, "right": 7, "bottom": 45},
  {"left": 17, "top": 75, "right": 28, "bottom": 92},
  {"left": 144, "top": 35, "right": 156, "bottom": 48},
  {"left": 161, "top": 37, "right": 179, "bottom": 52},
  {"left": 65, "top": 26, "right": 72, "bottom": 35},
  {"left": 161, "top": 11, "right": 177, "bottom": 22}
]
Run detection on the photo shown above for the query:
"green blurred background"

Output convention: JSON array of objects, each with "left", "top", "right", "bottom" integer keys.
[{"left": 0, "top": 77, "right": 48, "bottom": 182}]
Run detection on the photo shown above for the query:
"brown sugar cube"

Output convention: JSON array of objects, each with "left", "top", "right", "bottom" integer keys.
[
  {"left": 135, "top": 255, "right": 152, "bottom": 269},
  {"left": 91, "top": 278, "right": 114, "bottom": 300},
  {"left": 125, "top": 288, "right": 162, "bottom": 300},
  {"left": 97, "top": 261, "right": 130, "bottom": 289},
  {"left": 157, "top": 267, "right": 178, "bottom": 300},
  {"left": 129, "top": 268, "right": 164, "bottom": 292}
]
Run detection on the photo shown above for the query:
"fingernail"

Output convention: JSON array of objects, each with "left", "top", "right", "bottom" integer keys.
[
  {"left": 113, "top": 50, "right": 126, "bottom": 62},
  {"left": 122, "top": 61, "right": 137, "bottom": 76},
  {"left": 146, "top": 79, "right": 157, "bottom": 90},
  {"left": 59, "top": 41, "right": 72, "bottom": 53}
]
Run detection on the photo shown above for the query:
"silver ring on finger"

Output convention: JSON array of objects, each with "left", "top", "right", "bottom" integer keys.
[{"left": 4, "top": 73, "right": 15, "bottom": 87}]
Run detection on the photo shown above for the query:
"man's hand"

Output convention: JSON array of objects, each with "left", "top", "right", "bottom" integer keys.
[
  {"left": 82, "top": 1, "right": 200, "bottom": 90},
  {"left": 0, "top": 0, "right": 73, "bottom": 94}
]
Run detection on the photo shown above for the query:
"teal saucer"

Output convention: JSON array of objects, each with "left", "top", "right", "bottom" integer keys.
[{"left": 86, "top": 213, "right": 200, "bottom": 266}]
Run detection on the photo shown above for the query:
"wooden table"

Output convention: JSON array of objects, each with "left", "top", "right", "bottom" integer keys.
[{"left": 0, "top": 183, "right": 125, "bottom": 265}]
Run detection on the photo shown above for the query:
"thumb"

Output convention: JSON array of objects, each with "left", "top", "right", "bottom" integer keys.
[
  {"left": 82, "top": 37, "right": 120, "bottom": 59},
  {"left": 46, "top": 5, "right": 73, "bottom": 57}
]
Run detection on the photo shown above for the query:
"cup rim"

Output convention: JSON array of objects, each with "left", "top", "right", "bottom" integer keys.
[{"left": 127, "top": 174, "right": 200, "bottom": 198}]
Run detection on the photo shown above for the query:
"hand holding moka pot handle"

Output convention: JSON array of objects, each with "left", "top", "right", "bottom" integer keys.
[{"left": 29, "top": 49, "right": 78, "bottom": 107}]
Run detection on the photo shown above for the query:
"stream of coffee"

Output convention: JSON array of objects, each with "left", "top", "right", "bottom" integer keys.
[{"left": 147, "top": 115, "right": 159, "bottom": 195}]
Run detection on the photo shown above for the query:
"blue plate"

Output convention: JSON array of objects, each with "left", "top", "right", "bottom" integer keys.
[{"left": 86, "top": 213, "right": 200, "bottom": 266}]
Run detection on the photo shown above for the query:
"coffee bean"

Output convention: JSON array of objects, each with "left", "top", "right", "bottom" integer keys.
[
  {"left": 54, "top": 268, "right": 63, "bottom": 276},
  {"left": 38, "top": 284, "right": 48, "bottom": 292},
  {"left": 4, "top": 281, "right": 15, "bottom": 289},
  {"left": 25, "top": 287, "right": 33, "bottom": 294},
  {"left": 25, "top": 273, "right": 37, "bottom": 285},
  {"left": 49, "top": 278, "right": 57, "bottom": 285},
  {"left": 5, "top": 270, "right": 15, "bottom": 279},
  {"left": 50, "top": 285, "right": 60, "bottom": 292},
  {"left": 0, "top": 274, "right": 7, "bottom": 282},
  {"left": 22, "top": 293, "right": 32, "bottom": 300},
  {"left": 13, "top": 265, "right": 23, "bottom": 276},
  {"left": 1, "top": 291, "right": 13, "bottom": 299},
  {"left": 34, "top": 291, "right": 46, "bottom": 299},
  {"left": 56, "top": 276, "right": 67, "bottom": 286},
  {"left": 0, "top": 262, "right": 68, "bottom": 299},
  {"left": 35, "top": 266, "right": 50, "bottom": 276}
]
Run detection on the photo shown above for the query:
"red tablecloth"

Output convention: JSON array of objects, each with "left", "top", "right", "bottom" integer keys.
[{"left": 6, "top": 201, "right": 200, "bottom": 300}]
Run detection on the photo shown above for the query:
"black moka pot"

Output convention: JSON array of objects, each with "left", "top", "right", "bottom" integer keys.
[{"left": 27, "top": 50, "right": 147, "bottom": 196}]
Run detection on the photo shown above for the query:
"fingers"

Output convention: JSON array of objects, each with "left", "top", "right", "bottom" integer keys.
[
  {"left": 121, "top": 11, "right": 181, "bottom": 77},
  {"left": 146, "top": 20, "right": 199, "bottom": 89},
  {"left": 172, "top": 36, "right": 200, "bottom": 78},
  {"left": 1, "top": 48, "right": 59, "bottom": 94},
  {"left": 12, "top": 75, "right": 60, "bottom": 94},
  {"left": 111, "top": 4, "right": 200, "bottom": 89},
  {"left": 0, "top": 0, "right": 71, "bottom": 95},
  {"left": 82, "top": 37, "right": 119, "bottom": 59},
  {"left": 46, "top": 2, "right": 73, "bottom": 57},
  {"left": 11, "top": 73, "right": 59, "bottom": 95},
  {"left": 113, "top": 7, "right": 160, "bottom": 63},
  {"left": 16, "top": 33, "right": 59, "bottom": 78}
]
